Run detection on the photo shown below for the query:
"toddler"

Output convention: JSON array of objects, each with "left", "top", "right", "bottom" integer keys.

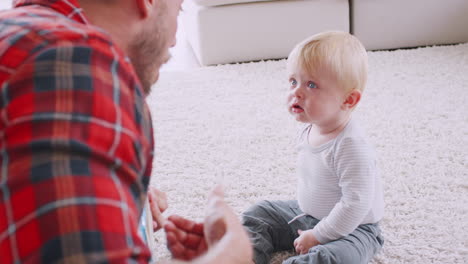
[{"left": 242, "top": 31, "right": 384, "bottom": 264}]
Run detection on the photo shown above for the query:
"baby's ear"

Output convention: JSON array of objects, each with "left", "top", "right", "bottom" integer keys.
[{"left": 342, "top": 89, "right": 361, "bottom": 110}]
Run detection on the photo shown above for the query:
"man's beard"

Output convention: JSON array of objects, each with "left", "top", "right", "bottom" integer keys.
[{"left": 128, "top": 8, "right": 170, "bottom": 95}]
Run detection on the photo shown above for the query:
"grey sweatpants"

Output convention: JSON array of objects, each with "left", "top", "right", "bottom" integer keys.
[{"left": 242, "top": 200, "right": 384, "bottom": 264}]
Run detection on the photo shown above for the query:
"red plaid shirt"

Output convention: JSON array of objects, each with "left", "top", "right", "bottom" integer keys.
[{"left": 0, "top": 0, "right": 154, "bottom": 263}]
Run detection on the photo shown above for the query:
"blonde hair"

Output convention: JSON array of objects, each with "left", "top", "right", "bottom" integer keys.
[{"left": 287, "top": 31, "right": 368, "bottom": 93}]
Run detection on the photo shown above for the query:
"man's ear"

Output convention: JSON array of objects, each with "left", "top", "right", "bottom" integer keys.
[
  {"left": 342, "top": 89, "right": 361, "bottom": 110},
  {"left": 135, "top": 0, "right": 156, "bottom": 18}
]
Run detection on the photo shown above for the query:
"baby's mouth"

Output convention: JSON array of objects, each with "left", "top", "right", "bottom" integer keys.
[
  {"left": 291, "top": 103, "right": 304, "bottom": 113},
  {"left": 292, "top": 103, "right": 303, "bottom": 110}
]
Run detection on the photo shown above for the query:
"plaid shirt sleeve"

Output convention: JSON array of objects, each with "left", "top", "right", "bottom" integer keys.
[{"left": 0, "top": 38, "right": 154, "bottom": 263}]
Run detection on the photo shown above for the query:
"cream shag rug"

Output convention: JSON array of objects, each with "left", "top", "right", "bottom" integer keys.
[{"left": 146, "top": 44, "right": 468, "bottom": 263}]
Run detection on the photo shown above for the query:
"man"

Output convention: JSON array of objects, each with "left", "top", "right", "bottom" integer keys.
[{"left": 0, "top": 0, "right": 252, "bottom": 263}]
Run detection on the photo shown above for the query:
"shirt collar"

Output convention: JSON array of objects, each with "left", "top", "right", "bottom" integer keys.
[{"left": 13, "top": 0, "right": 89, "bottom": 24}]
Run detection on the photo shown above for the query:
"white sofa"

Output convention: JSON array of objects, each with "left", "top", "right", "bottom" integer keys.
[
  {"left": 183, "top": 0, "right": 349, "bottom": 66},
  {"left": 352, "top": 0, "right": 468, "bottom": 50},
  {"left": 183, "top": 0, "right": 468, "bottom": 66}
]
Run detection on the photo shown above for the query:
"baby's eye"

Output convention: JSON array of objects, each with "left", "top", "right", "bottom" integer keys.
[
  {"left": 290, "top": 79, "right": 297, "bottom": 86},
  {"left": 307, "top": 81, "right": 317, "bottom": 89}
]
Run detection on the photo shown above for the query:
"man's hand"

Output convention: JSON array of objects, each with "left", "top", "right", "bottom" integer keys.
[
  {"left": 164, "top": 185, "right": 253, "bottom": 264},
  {"left": 201, "top": 185, "right": 253, "bottom": 264},
  {"left": 164, "top": 215, "right": 208, "bottom": 261},
  {"left": 148, "top": 186, "right": 168, "bottom": 232},
  {"left": 293, "top": 229, "right": 320, "bottom": 254}
]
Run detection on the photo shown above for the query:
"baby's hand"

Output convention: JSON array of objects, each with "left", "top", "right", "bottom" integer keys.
[{"left": 293, "top": 229, "right": 320, "bottom": 254}]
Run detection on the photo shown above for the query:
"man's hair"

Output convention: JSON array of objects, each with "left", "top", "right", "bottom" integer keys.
[{"left": 287, "top": 31, "right": 368, "bottom": 93}]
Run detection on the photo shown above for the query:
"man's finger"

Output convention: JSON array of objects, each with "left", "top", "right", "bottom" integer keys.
[
  {"left": 148, "top": 187, "right": 168, "bottom": 213},
  {"left": 204, "top": 215, "right": 226, "bottom": 245},
  {"left": 154, "top": 188, "right": 168, "bottom": 212},
  {"left": 149, "top": 191, "right": 167, "bottom": 228},
  {"left": 168, "top": 215, "right": 204, "bottom": 235},
  {"left": 166, "top": 232, "right": 202, "bottom": 261},
  {"left": 168, "top": 242, "right": 185, "bottom": 258},
  {"left": 165, "top": 220, "right": 204, "bottom": 249},
  {"left": 185, "top": 250, "right": 197, "bottom": 260},
  {"left": 172, "top": 225, "right": 188, "bottom": 242},
  {"left": 197, "top": 239, "right": 207, "bottom": 252},
  {"left": 166, "top": 230, "right": 177, "bottom": 245},
  {"left": 211, "top": 184, "right": 224, "bottom": 196},
  {"left": 183, "top": 232, "right": 204, "bottom": 249},
  {"left": 166, "top": 231, "right": 192, "bottom": 259}
]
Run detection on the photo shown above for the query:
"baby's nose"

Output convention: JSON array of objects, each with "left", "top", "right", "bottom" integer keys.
[{"left": 292, "top": 87, "right": 303, "bottom": 98}]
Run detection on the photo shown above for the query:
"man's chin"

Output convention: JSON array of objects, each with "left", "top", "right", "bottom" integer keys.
[
  {"left": 153, "top": 72, "right": 160, "bottom": 84},
  {"left": 163, "top": 53, "right": 172, "bottom": 65},
  {"left": 144, "top": 53, "right": 171, "bottom": 95}
]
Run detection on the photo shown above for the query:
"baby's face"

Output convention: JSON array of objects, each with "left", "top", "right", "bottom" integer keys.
[{"left": 286, "top": 63, "right": 347, "bottom": 126}]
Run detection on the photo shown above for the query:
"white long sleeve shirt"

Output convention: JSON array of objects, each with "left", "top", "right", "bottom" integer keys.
[{"left": 297, "top": 118, "right": 384, "bottom": 244}]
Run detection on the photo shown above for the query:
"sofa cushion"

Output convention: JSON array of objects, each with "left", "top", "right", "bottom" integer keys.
[{"left": 193, "top": 0, "right": 282, "bottom": 7}]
